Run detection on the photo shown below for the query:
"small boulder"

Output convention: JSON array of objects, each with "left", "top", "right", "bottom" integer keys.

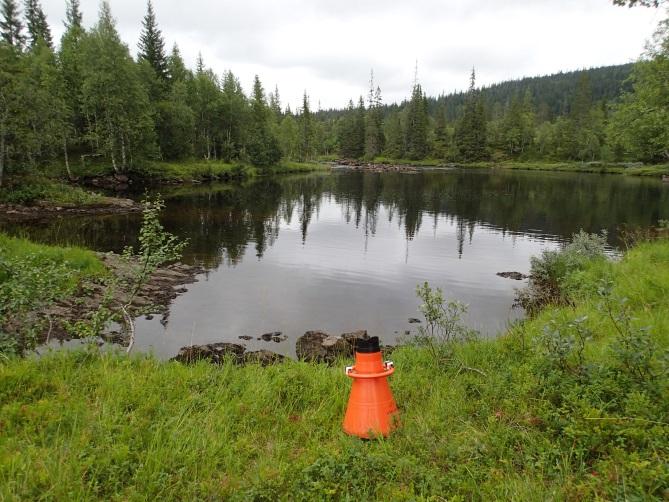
[
  {"left": 260, "top": 331, "right": 282, "bottom": 342},
  {"left": 408, "top": 318, "right": 422, "bottom": 324},
  {"left": 296, "top": 330, "right": 370, "bottom": 363},
  {"left": 497, "top": 271, "right": 528, "bottom": 281}
]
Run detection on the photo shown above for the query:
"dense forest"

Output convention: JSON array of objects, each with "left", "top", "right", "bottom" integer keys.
[{"left": 0, "top": 0, "right": 668, "bottom": 187}]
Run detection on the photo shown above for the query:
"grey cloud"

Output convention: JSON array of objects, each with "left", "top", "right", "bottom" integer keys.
[{"left": 41, "top": 0, "right": 659, "bottom": 109}]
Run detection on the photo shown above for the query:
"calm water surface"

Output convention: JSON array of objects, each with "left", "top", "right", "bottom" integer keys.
[{"left": 5, "top": 169, "right": 668, "bottom": 357}]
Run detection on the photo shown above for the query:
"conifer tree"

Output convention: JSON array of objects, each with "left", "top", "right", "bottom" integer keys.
[
  {"left": 298, "top": 92, "right": 315, "bottom": 161},
  {"left": 1, "top": 0, "right": 25, "bottom": 49},
  {"left": 24, "top": 0, "right": 52, "bottom": 49},
  {"left": 59, "top": 0, "right": 85, "bottom": 146},
  {"left": 167, "top": 44, "right": 189, "bottom": 83},
  {"left": 364, "top": 71, "right": 384, "bottom": 159},
  {"left": 65, "top": 0, "right": 82, "bottom": 29},
  {"left": 454, "top": 68, "right": 488, "bottom": 161},
  {"left": 138, "top": 0, "right": 168, "bottom": 82},
  {"left": 247, "top": 75, "right": 281, "bottom": 166},
  {"left": 405, "top": 83, "right": 429, "bottom": 159},
  {"left": 384, "top": 110, "right": 404, "bottom": 158}
]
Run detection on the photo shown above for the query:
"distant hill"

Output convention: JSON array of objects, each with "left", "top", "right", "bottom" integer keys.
[
  {"left": 432, "top": 64, "right": 635, "bottom": 122},
  {"left": 317, "top": 64, "right": 635, "bottom": 123}
]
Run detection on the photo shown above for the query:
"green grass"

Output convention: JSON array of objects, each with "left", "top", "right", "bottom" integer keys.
[
  {"left": 0, "top": 240, "right": 667, "bottom": 499},
  {"left": 0, "top": 177, "right": 105, "bottom": 206}
]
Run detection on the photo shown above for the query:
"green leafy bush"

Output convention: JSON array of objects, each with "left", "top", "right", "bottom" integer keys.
[{"left": 517, "top": 230, "right": 608, "bottom": 315}]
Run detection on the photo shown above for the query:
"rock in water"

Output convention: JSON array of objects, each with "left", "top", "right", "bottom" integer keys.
[
  {"left": 296, "top": 330, "right": 369, "bottom": 363},
  {"left": 497, "top": 271, "right": 529, "bottom": 281},
  {"left": 260, "top": 331, "right": 282, "bottom": 342}
]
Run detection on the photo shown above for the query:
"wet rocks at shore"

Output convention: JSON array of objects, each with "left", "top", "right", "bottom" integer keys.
[
  {"left": 28, "top": 253, "right": 203, "bottom": 346},
  {"left": 295, "top": 329, "right": 394, "bottom": 363},
  {"left": 333, "top": 159, "right": 421, "bottom": 173},
  {"left": 0, "top": 196, "right": 141, "bottom": 221},
  {"left": 497, "top": 271, "right": 529, "bottom": 281},
  {"left": 174, "top": 329, "right": 395, "bottom": 367}
]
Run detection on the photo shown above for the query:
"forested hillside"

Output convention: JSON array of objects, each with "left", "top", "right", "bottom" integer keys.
[{"left": 0, "top": 0, "right": 667, "bottom": 189}]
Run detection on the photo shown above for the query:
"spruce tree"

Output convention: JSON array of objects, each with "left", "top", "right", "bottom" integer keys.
[
  {"left": 167, "top": 44, "right": 189, "bottom": 83},
  {"left": 405, "top": 83, "right": 429, "bottom": 160},
  {"left": 298, "top": 92, "right": 315, "bottom": 161},
  {"left": 24, "top": 0, "right": 51, "bottom": 48},
  {"left": 247, "top": 75, "right": 281, "bottom": 166},
  {"left": 454, "top": 69, "right": 488, "bottom": 161},
  {"left": 384, "top": 111, "right": 404, "bottom": 158},
  {"left": 0, "top": 0, "right": 25, "bottom": 48},
  {"left": 65, "top": 0, "right": 82, "bottom": 29},
  {"left": 364, "top": 71, "right": 384, "bottom": 159},
  {"left": 138, "top": 0, "right": 168, "bottom": 81}
]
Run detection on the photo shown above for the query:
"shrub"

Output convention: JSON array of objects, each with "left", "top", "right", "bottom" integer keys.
[{"left": 517, "top": 230, "right": 608, "bottom": 315}]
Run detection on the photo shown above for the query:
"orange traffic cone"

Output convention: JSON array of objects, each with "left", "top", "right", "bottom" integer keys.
[{"left": 343, "top": 337, "right": 399, "bottom": 439}]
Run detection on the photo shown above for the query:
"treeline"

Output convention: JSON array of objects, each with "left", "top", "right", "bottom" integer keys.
[
  {"left": 0, "top": 1, "right": 667, "bottom": 189},
  {"left": 329, "top": 48, "right": 667, "bottom": 163},
  {"left": 0, "top": 0, "right": 324, "bottom": 186}
]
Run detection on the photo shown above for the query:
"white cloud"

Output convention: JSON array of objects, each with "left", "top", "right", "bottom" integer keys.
[{"left": 40, "top": 0, "right": 663, "bottom": 109}]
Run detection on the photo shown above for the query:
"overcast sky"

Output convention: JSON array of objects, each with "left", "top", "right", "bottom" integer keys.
[{"left": 40, "top": 0, "right": 663, "bottom": 110}]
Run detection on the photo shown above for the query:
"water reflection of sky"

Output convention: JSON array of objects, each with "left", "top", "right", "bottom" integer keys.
[
  {"left": 136, "top": 198, "right": 560, "bottom": 359},
  {"left": 4, "top": 169, "right": 666, "bottom": 358}
]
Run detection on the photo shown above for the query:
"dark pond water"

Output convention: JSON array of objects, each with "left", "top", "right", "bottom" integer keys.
[{"left": 4, "top": 168, "right": 668, "bottom": 357}]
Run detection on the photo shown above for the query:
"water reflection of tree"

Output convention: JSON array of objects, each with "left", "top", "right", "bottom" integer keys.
[{"left": 3, "top": 171, "right": 667, "bottom": 273}]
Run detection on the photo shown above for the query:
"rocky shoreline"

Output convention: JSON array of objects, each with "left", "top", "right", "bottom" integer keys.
[
  {"left": 172, "top": 329, "right": 396, "bottom": 367},
  {"left": 0, "top": 197, "right": 142, "bottom": 221},
  {"left": 333, "top": 159, "right": 426, "bottom": 173},
  {"left": 9, "top": 253, "right": 203, "bottom": 348}
]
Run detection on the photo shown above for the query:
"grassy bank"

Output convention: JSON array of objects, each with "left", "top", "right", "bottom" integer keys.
[
  {"left": 1, "top": 238, "right": 667, "bottom": 499},
  {"left": 0, "top": 161, "right": 328, "bottom": 208},
  {"left": 0, "top": 177, "right": 105, "bottom": 206}
]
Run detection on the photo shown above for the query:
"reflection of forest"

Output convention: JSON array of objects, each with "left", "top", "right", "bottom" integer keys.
[{"left": 3, "top": 171, "right": 667, "bottom": 270}]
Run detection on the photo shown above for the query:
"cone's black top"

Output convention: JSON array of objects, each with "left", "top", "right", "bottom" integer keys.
[{"left": 354, "top": 336, "right": 380, "bottom": 354}]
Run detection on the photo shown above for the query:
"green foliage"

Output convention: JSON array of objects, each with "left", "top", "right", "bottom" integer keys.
[
  {"left": 454, "top": 70, "right": 488, "bottom": 162},
  {"left": 608, "top": 19, "right": 669, "bottom": 163},
  {"left": 1, "top": 239, "right": 668, "bottom": 499},
  {"left": 123, "top": 195, "right": 188, "bottom": 278},
  {"left": 0, "top": 0, "right": 25, "bottom": 48},
  {"left": 405, "top": 83, "right": 430, "bottom": 160},
  {"left": 0, "top": 177, "right": 102, "bottom": 205},
  {"left": 0, "top": 234, "right": 105, "bottom": 356},
  {"left": 518, "top": 230, "right": 608, "bottom": 315}
]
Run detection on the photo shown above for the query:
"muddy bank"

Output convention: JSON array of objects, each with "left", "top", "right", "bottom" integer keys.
[
  {"left": 0, "top": 197, "right": 141, "bottom": 221},
  {"left": 7, "top": 252, "right": 202, "bottom": 348}
]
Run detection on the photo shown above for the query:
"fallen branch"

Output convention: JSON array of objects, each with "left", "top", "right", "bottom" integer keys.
[{"left": 122, "top": 305, "right": 136, "bottom": 354}]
